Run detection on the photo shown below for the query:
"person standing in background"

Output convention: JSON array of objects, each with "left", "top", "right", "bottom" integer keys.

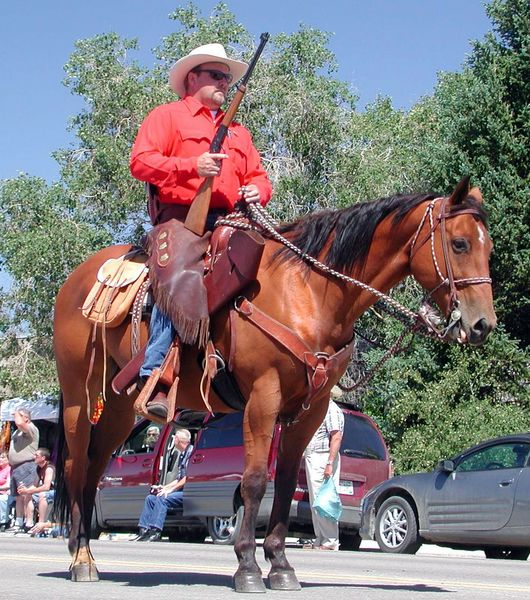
[
  {"left": 304, "top": 393, "right": 344, "bottom": 550},
  {"left": 7, "top": 408, "right": 39, "bottom": 532}
]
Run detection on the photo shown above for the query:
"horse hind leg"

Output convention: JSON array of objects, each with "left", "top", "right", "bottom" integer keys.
[
  {"left": 72, "top": 386, "right": 136, "bottom": 582},
  {"left": 70, "top": 546, "right": 99, "bottom": 582},
  {"left": 59, "top": 353, "right": 133, "bottom": 583},
  {"left": 58, "top": 402, "right": 100, "bottom": 582}
]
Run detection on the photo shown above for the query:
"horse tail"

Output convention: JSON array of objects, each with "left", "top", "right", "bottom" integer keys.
[{"left": 52, "top": 392, "right": 71, "bottom": 527}]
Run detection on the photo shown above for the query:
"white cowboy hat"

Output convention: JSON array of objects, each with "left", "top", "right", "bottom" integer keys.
[{"left": 169, "top": 43, "right": 248, "bottom": 98}]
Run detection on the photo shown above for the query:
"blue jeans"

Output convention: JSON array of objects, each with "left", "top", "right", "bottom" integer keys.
[
  {"left": 0, "top": 494, "right": 8, "bottom": 524},
  {"left": 139, "top": 304, "right": 175, "bottom": 378},
  {"left": 138, "top": 491, "right": 183, "bottom": 531}
]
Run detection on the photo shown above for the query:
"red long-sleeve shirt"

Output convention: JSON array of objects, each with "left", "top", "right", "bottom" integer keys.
[{"left": 130, "top": 96, "right": 272, "bottom": 211}]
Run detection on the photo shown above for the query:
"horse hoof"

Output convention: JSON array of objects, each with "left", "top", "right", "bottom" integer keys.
[
  {"left": 71, "top": 563, "right": 100, "bottom": 582},
  {"left": 268, "top": 569, "right": 301, "bottom": 591},
  {"left": 233, "top": 572, "right": 266, "bottom": 593}
]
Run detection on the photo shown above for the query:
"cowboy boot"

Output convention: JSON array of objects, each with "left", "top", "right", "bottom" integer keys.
[
  {"left": 136, "top": 375, "right": 170, "bottom": 420},
  {"left": 134, "top": 337, "right": 181, "bottom": 423}
]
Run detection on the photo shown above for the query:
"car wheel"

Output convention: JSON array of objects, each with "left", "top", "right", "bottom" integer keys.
[
  {"left": 339, "top": 531, "right": 362, "bottom": 551},
  {"left": 374, "top": 496, "right": 421, "bottom": 554},
  {"left": 207, "top": 506, "right": 243, "bottom": 545},
  {"left": 484, "top": 547, "right": 530, "bottom": 560}
]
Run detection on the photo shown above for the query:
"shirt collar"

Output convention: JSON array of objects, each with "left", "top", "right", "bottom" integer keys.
[{"left": 183, "top": 95, "right": 224, "bottom": 121}]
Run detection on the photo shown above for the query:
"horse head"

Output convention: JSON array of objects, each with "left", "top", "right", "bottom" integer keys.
[{"left": 410, "top": 176, "right": 496, "bottom": 345}]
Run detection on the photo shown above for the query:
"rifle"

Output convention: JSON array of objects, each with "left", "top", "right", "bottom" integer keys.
[{"left": 184, "top": 33, "right": 270, "bottom": 236}]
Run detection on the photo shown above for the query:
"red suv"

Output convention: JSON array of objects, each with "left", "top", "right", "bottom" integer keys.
[{"left": 93, "top": 403, "right": 392, "bottom": 548}]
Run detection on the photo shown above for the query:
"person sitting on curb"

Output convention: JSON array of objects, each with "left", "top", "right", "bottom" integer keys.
[
  {"left": 17, "top": 448, "right": 55, "bottom": 526},
  {"left": 132, "top": 428, "right": 193, "bottom": 542}
]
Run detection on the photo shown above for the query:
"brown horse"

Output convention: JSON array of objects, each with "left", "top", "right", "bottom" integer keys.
[{"left": 53, "top": 177, "right": 496, "bottom": 592}]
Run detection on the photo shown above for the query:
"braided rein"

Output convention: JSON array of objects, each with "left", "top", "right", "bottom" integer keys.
[{"left": 216, "top": 202, "right": 445, "bottom": 340}]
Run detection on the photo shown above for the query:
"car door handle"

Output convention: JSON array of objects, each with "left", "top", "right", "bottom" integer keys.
[
  {"left": 192, "top": 454, "right": 204, "bottom": 463},
  {"left": 142, "top": 459, "right": 153, "bottom": 467},
  {"left": 499, "top": 479, "right": 514, "bottom": 487}
]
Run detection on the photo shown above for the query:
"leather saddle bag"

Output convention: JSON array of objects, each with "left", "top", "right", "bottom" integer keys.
[
  {"left": 205, "top": 227, "right": 265, "bottom": 314},
  {"left": 82, "top": 251, "right": 148, "bottom": 328}
]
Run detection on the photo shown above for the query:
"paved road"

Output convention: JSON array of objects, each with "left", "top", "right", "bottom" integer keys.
[{"left": 1, "top": 534, "right": 529, "bottom": 599}]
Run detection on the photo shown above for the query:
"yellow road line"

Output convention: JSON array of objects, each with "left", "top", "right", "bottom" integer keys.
[{"left": 3, "top": 553, "right": 530, "bottom": 594}]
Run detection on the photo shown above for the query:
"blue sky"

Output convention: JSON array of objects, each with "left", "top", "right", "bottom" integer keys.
[{"left": 1, "top": 1, "right": 493, "bottom": 183}]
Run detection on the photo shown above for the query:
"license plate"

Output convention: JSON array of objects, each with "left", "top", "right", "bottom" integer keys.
[{"left": 337, "top": 480, "right": 354, "bottom": 496}]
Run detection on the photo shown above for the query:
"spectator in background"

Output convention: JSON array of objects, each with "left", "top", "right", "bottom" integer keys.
[
  {"left": 0, "top": 451, "right": 11, "bottom": 529},
  {"left": 18, "top": 448, "right": 55, "bottom": 525},
  {"left": 132, "top": 428, "right": 193, "bottom": 542},
  {"left": 304, "top": 389, "right": 344, "bottom": 551},
  {"left": 7, "top": 408, "right": 39, "bottom": 532},
  {"left": 141, "top": 426, "right": 161, "bottom": 452}
]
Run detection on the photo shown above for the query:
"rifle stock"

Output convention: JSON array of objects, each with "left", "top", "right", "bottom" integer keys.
[
  {"left": 184, "top": 177, "right": 214, "bottom": 235},
  {"left": 184, "top": 33, "right": 269, "bottom": 236}
]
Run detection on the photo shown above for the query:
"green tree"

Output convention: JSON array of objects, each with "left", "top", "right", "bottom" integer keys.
[
  {"left": 0, "top": 1, "right": 527, "bottom": 477},
  {"left": 415, "top": 0, "right": 530, "bottom": 346}
]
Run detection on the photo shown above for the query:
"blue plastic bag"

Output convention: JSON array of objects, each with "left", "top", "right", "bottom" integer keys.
[{"left": 313, "top": 477, "right": 342, "bottom": 521}]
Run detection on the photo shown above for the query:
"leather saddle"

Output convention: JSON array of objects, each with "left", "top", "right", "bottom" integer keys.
[{"left": 108, "top": 224, "right": 265, "bottom": 398}]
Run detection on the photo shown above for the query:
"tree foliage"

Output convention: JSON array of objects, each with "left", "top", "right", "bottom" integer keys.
[
  {"left": 0, "top": 1, "right": 527, "bottom": 472},
  {"left": 413, "top": 0, "right": 530, "bottom": 345}
]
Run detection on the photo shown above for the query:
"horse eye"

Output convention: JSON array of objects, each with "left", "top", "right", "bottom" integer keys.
[{"left": 452, "top": 238, "right": 470, "bottom": 253}]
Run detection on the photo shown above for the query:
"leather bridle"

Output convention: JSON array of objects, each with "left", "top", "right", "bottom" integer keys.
[{"left": 409, "top": 197, "right": 492, "bottom": 335}]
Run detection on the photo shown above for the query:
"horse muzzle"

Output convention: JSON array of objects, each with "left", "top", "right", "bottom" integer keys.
[{"left": 443, "top": 314, "right": 496, "bottom": 346}]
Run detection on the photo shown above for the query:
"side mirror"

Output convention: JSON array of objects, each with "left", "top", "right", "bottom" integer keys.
[{"left": 438, "top": 459, "right": 455, "bottom": 473}]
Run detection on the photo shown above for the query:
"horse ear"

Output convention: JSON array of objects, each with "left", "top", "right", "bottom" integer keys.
[
  {"left": 448, "top": 176, "right": 471, "bottom": 206},
  {"left": 468, "top": 186, "right": 484, "bottom": 205}
]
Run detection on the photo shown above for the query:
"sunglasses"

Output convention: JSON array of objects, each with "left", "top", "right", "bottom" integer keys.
[{"left": 194, "top": 69, "right": 233, "bottom": 84}]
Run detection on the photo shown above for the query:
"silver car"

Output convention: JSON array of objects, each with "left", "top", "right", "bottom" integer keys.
[{"left": 360, "top": 433, "right": 530, "bottom": 559}]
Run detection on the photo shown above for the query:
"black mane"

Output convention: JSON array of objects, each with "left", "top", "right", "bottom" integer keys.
[{"left": 275, "top": 193, "right": 487, "bottom": 273}]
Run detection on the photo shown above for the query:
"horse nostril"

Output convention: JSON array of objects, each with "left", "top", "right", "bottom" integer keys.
[{"left": 472, "top": 318, "right": 490, "bottom": 337}]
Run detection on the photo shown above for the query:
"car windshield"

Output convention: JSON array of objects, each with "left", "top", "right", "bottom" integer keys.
[{"left": 341, "top": 413, "right": 386, "bottom": 461}]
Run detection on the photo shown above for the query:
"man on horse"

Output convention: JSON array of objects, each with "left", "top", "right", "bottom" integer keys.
[{"left": 130, "top": 43, "right": 272, "bottom": 421}]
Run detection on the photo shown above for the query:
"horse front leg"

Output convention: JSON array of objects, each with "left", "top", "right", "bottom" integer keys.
[
  {"left": 234, "top": 466, "right": 269, "bottom": 593},
  {"left": 233, "top": 383, "right": 280, "bottom": 593},
  {"left": 263, "top": 404, "right": 329, "bottom": 591},
  {"left": 262, "top": 449, "right": 301, "bottom": 591}
]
